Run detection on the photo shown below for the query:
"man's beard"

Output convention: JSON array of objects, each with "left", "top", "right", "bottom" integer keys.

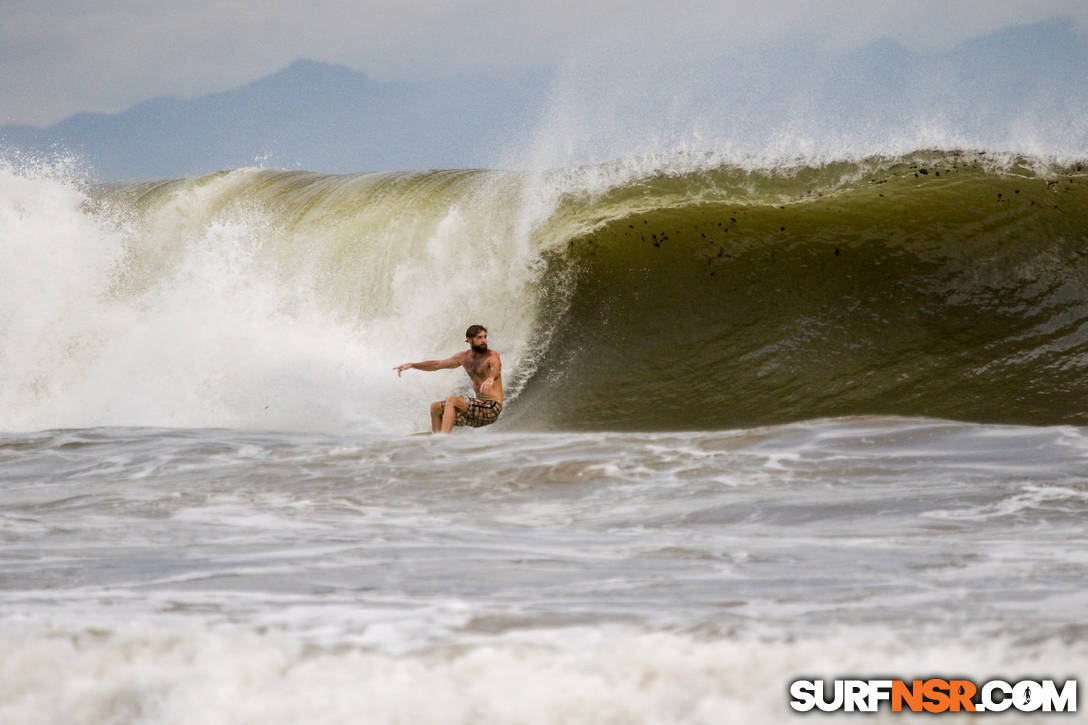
[{"left": 471, "top": 343, "right": 488, "bottom": 353}]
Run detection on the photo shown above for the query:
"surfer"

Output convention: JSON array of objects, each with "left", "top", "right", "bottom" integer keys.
[{"left": 394, "top": 324, "right": 504, "bottom": 433}]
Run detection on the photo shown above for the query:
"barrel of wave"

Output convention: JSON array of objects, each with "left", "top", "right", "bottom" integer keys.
[{"left": 514, "top": 156, "right": 1088, "bottom": 430}]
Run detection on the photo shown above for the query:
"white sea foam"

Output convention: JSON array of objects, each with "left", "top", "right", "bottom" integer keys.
[
  {"left": 0, "top": 160, "right": 563, "bottom": 434},
  {"left": 0, "top": 622, "right": 1083, "bottom": 725},
  {"left": 922, "top": 483, "right": 1088, "bottom": 521},
  {"left": 2, "top": 420, "right": 1086, "bottom": 722}
]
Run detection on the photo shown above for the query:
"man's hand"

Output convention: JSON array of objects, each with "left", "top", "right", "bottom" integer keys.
[
  {"left": 394, "top": 354, "right": 463, "bottom": 376},
  {"left": 480, "top": 378, "right": 494, "bottom": 395}
]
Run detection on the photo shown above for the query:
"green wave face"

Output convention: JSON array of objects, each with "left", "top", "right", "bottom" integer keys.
[
  {"left": 50, "top": 152, "right": 1088, "bottom": 433},
  {"left": 513, "top": 153, "right": 1088, "bottom": 430}
]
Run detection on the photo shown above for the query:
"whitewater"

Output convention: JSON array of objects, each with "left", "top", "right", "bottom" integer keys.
[{"left": 2, "top": 149, "right": 1087, "bottom": 723}]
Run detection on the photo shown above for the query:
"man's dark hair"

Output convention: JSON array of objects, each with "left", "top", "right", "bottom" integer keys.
[{"left": 466, "top": 324, "right": 487, "bottom": 338}]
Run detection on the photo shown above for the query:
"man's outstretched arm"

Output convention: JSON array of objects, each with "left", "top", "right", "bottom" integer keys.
[{"left": 394, "top": 353, "right": 463, "bottom": 376}]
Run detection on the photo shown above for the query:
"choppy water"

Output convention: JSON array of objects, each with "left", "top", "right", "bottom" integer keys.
[{"left": 3, "top": 419, "right": 1087, "bottom": 723}]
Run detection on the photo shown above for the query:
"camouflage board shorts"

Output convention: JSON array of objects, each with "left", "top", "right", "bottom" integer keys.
[{"left": 438, "top": 398, "right": 503, "bottom": 428}]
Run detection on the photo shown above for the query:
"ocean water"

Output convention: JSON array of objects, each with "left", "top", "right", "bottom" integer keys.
[{"left": 1, "top": 152, "right": 1087, "bottom": 723}]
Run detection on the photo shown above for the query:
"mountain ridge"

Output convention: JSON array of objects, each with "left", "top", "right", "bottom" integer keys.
[{"left": 2, "top": 19, "right": 1085, "bottom": 179}]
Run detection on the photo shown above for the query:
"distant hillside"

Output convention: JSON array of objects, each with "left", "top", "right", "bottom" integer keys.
[
  {"left": 812, "top": 18, "right": 1088, "bottom": 139},
  {"left": 1, "top": 61, "right": 553, "bottom": 179},
  {"left": 662, "top": 17, "right": 1088, "bottom": 150},
  {"left": 2, "top": 19, "right": 1085, "bottom": 179}
]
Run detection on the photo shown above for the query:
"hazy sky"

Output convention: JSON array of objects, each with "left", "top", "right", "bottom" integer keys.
[{"left": 2, "top": 0, "right": 1086, "bottom": 126}]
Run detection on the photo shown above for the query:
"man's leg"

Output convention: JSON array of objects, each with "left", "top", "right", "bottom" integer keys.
[
  {"left": 430, "top": 401, "right": 444, "bottom": 433},
  {"left": 440, "top": 396, "right": 468, "bottom": 434}
]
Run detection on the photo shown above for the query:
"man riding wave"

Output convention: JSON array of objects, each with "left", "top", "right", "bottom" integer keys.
[{"left": 394, "top": 324, "right": 503, "bottom": 433}]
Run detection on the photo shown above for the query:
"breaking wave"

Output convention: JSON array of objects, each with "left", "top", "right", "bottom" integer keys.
[{"left": 1, "top": 150, "right": 1086, "bottom": 432}]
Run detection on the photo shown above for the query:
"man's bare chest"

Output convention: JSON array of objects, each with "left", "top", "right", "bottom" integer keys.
[{"left": 462, "top": 357, "right": 489, "bottom": 380}]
